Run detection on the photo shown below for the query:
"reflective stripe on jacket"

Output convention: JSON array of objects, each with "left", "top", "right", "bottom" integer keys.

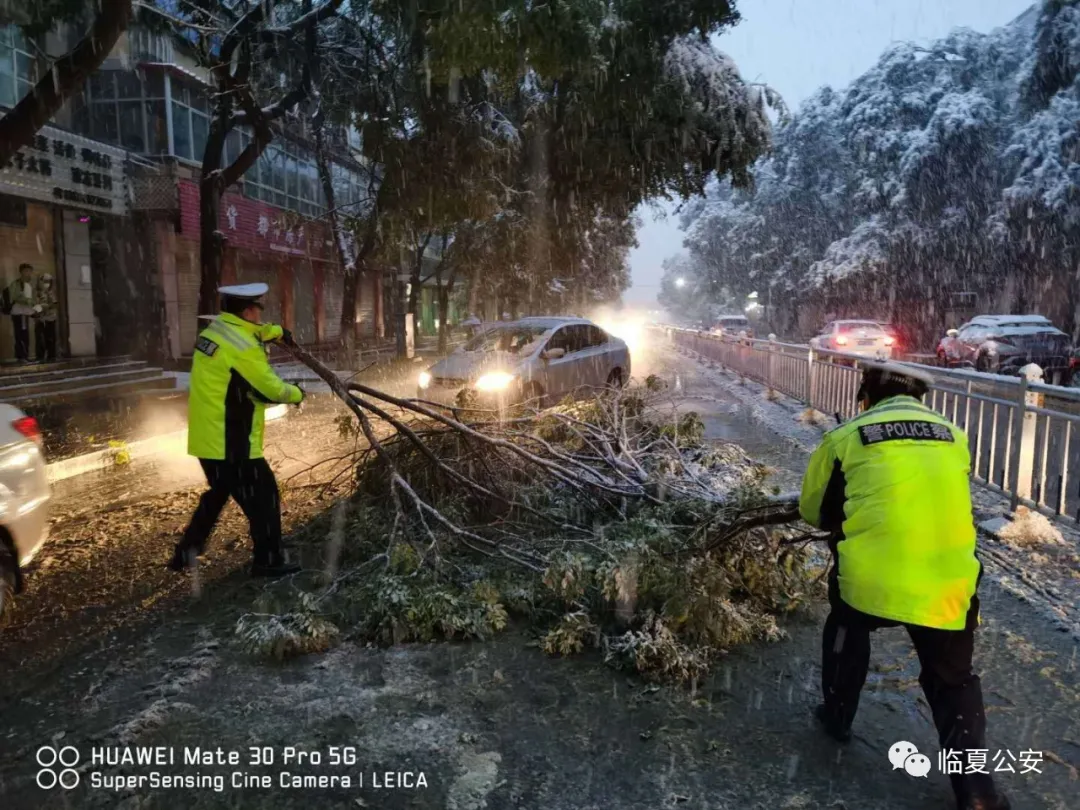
[
  {"left": 187, "top": 313, "right": 303, "bottom": 461},
  {"left": 799, "top": 395, "right": 980, "bottom": 630}
]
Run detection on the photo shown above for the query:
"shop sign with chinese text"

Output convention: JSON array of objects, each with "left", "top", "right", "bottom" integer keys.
[
  {"left": 178, "top": 179, "right": 331, "bottom": 261},
  {"left": 0, "top": 125, "right": 128, "bottom": 214}
]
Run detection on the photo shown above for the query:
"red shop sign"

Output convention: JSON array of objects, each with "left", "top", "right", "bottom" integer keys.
[{"left": 178, "top": 179, "right": 332, "bottom": 260}]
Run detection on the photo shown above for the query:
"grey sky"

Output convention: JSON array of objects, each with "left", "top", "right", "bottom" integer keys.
[{"left": 624, "top": 0, "right": 1035, "bottom": 307}]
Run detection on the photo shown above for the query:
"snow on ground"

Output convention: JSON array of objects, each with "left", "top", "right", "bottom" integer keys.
[{"left": 996, "top": 507, "right": 1068, "bottom": 549}]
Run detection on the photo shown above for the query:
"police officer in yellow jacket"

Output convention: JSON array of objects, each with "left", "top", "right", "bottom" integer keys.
[
  {"left": 168, "top": 283, "right": 304, "bottom": 578},
  {"left": 800, "top": 361, "right": 1008, "bottom": 810}
]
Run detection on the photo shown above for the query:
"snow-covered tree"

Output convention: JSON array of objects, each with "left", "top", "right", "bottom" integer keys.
[{"left": 676, "top": 5, "right": 1080, "bottom": 344}]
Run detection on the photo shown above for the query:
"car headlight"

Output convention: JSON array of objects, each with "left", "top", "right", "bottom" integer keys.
[
  {"left": 418, "top": 371, "right": 432, "bottom": 390},
  {"left": 474, "top": 372, "right": 516, "bottom": 392}
]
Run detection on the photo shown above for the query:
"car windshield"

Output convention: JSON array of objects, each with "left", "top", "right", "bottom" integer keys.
[
  {"left": 462, "top": 325, "right": 550, "bottom": 355},
  {"left": 720, "top": 319, "right": 748, "bottom": 327}
]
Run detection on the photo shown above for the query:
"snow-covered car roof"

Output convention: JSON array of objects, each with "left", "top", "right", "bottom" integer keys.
[
  {"left": 968, "top": 314, "right": 1055, "bottom": 327},
  {"left": 984, "top": 325, "right": 1068, "bottom": 338},
  {"left": 835, "top": 320, "right": 884, "bottom": 328}
]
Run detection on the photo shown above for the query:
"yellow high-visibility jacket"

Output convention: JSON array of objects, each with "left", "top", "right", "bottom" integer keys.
[
  {"left": 187, "top": 313, "right": 302, "bottom": 461},
  {"left": 799, "top": 395, "right": 981, "bottom": 630}
]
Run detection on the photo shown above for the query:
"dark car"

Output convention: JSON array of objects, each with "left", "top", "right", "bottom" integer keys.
[
  {"left": 936, "top": 315, "right": 1072, "bottom": 382},
  {"left": 711, "top": 315, "right": 754, "bottom": 342}
]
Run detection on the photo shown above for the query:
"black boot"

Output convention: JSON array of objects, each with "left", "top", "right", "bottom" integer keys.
[
  {"left": 814, "top": 703, "right": 852, "bottom": 743},
  {"left": 167, "top": 545, "right": 197, "bottom": 572},
  {"left": 251, "top": 551, "right": 301, "bottom": 578}
]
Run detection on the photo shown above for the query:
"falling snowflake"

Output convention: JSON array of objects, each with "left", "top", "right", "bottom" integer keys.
[
  {"left": 257, "top": 215, "right": 269, "bottom": 237},
  {"left": 226, "top": 206, "right": 238, "bottom": 230},
  {"left": 285, "top": 229, "right": 295, "bottom": 246}
]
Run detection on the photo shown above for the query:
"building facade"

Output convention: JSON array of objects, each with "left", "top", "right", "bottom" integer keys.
[{"left": 1, "top": 22, "right": 387, "bottom": 365}]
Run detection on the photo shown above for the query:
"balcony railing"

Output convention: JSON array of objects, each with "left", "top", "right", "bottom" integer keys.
[{"left": 128, "top": 28, "right": 175, "bottom": 63}]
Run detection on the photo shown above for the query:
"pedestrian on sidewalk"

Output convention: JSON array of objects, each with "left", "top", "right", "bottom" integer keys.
[
  {"left": 4, "top": 263, "right": 37, "bottom": 363},
  {"left": 33, "top": 273, "right": 59, "bottom": 362},
  {"left": 169, "top": 283, "right": 304, "bottom": 579},
  {"left": 799, "top": 361, "right": 1009, "bottom": 810}
]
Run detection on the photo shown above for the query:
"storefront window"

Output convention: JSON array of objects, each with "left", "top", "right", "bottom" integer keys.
[{"left": 0, "top": 26, "right": 35, "bottom": 109}]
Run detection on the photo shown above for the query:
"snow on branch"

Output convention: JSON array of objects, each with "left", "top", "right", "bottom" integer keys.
[
  {"left": 662, "top": 36, "right": 778, "bottom": 150},
  {"left": 809, "top": 216, "right": 890, "bottom": 285}
]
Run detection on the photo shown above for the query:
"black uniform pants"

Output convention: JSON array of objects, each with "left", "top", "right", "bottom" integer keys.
[
  {"left": 179, "top": 458, "right": 282, "bottom": 565},
  {"left": 12, "top": 315, "right": 30, "bottom": 361},
  {"left": 821, "top": 563, "right": 996, "bottom": 803},
  {"left": 35, "top": 320, "right": 56, "bottom": 361}
]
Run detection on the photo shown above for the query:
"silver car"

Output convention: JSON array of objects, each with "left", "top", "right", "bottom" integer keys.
[
  {"left": 0, "top": 404, "right": 50, "bottom": 624},
  {"left": 417, "top": 317, "right": 632, "bottom": 408}
]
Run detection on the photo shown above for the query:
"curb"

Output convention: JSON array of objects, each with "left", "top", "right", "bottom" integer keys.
[{"left": 45, "top": 403, "right": 289, "bottom": 484}]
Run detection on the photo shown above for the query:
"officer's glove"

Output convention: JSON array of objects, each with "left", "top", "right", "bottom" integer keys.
[
  {"left": 280, "top": 328, "right": 297, "bottom": 348},
  {"left": 256, "top": 323, "right": 283, "bottom": 343}
]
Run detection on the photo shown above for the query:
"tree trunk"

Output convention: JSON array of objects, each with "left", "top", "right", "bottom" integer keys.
[
  {"left": 0, "top": 0, "right": 132, "bottom": 167},
  {"left": 409, "top": 236, "right": 429, "bottom": 316},
  {"left": 337, "top": 179, "right": 384, "bottom": 352},
  {"left": 466, "top": 263, "right": 481, "bottom": 319},
  {"left": 197, "top": 97, "right": 231, "bottom": 325},
  {"left": 196, "top": 0, "right": 326, "bottom": 337},
  {"left": 315, "top": 125, "right": 359, "bottom": 361}
]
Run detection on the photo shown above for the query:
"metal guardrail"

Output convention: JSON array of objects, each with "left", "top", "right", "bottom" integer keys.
[{"left": 666, "top": 327, "right": 1080, "bottom": 526}]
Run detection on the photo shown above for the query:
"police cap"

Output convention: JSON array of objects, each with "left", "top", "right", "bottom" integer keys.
[
  {"left": 218, "top": 283, "right": 269, "bottom": 301},
  {"left": 857, "top": 360, "right": 934, "bottom": 402},
  {"left": 219, "top": 283, "right": 268, "bottom": 312}
]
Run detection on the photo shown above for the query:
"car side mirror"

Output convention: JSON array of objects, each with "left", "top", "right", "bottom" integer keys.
[
  {"left": 542, "top": 347, "right": 566, "bottom": 361},
  {"left": 946, "top": 329, "right": 959, "bottom": 337}
]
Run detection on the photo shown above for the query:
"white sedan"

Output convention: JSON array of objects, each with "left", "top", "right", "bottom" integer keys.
[
  {"left": 810, "top": 320, "right": 894, "bottom": 360},
  {"left": 417, "top": 317, "right": 631, "bottom": 409},
  {"left": 0, "top": 403, "right": 50, "bottom": 624}
]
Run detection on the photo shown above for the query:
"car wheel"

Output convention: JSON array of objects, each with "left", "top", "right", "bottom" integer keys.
[
  {"left": 937, "top": 350, "right": 947, "bottom": 367},
  {"left": 606, "top": 368, "right": 624, "bottom": 390},
  {"left": 0, "top": 545, "right": 16, "bottom": 629},
  {"left": 976, "top": 354, "right": 990, "bottom": 373}
]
